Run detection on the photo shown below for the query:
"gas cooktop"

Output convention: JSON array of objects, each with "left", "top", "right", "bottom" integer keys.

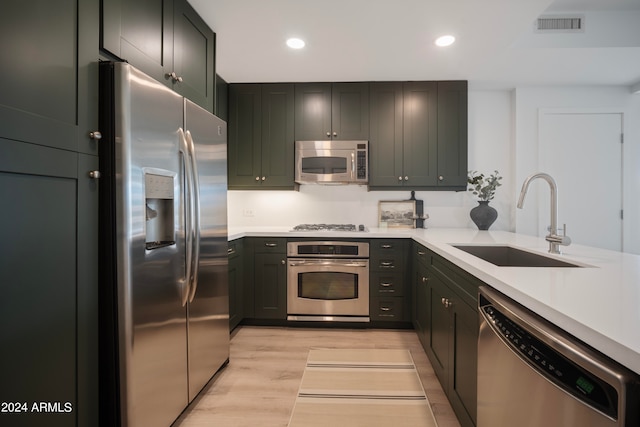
[{"left": 292, "top": 223, "right": 367, "bottom": 232}]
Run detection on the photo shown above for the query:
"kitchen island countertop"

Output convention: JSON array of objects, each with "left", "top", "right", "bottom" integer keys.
[{"left": 228, "top": 227, "right": 640, "bottom": 375}]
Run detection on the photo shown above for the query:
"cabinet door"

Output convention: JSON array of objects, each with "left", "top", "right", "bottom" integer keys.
[
  {"left": 1, "top": 0, "right": 78, "bottom": 153},
  {"left": 253, "top": 253, "right": 287, "bottom": 319},
  {"left": 102, "top": 0, "right": 174, "bottom": 86},
  {"left": 413, "top": 258, "right": 430, "bottom": 349},
  {"left": 437, "top": 81, "right": 468, "bottom": 188},
  {"left": 228, "top": 240, "right": 244, "bottom": 330},
  {"left": 369, "top": 82, "right": 404, "bottom": 187},
  {"left": 0, "top": 141, "right": 81, "bottom": 427},
  {"left": 260, "top": 84, "right": 295, "bottom": 187},
  {"left": 294, "top": 83, "right": 332, "bottom": 140},
  {"left": 403, "top": 81, "right": 438, "bottom": 187},
  {"left": 331, "top": 82, "right": 369, "bottom": 140},
  {"left": 449, "top": 296, "right": 478, "bottom": 427},
  {"left": 172, "top": 0, "right": 215, "bottom": 112},
  {"left": 228, "top": 84, "right": 262, "bottom": 187},
  {"left": 427, "top": 274, "right": 452, "bottom": 391}
]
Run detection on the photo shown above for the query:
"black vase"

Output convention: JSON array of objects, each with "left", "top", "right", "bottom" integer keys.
[{"left": 470, "top": 201, "right": 497, "bottom": 230}]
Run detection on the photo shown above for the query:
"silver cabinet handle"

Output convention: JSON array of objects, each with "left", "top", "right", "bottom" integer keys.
[
  {"left": 438, "top": 175, "right": 444, "bottom": 181},
  {"left": 333, "top": 131, "right": 337, "bottom": 137},
  {"left": 404, "top": 176, "right": 409, "bottom": 181},
  {"left": 380, "top": 261, "right": 394, "bottom": 268},
  {"left": 255, "top": 176, "right": 260, "bottom": 181},
  {"left": 326, "top": 132, "right": 331, "bottom": 137},
  {"left": 281, "top": 259, "right": 285, "bottom": 265},
  {"left": 228, "top": 248, "right": 236, "bottom": 255},
  {"left": 441, "top": 298, "right": 453, "bottom": 308},
  {"left": 88, "top": 170, "right": 101, "bottom": 179},
  {"left": 380, "top": 282, "right": 392, "bottom": 287},
  {"left": 261, "top": 176, "right": 266, "bottom": 181},
  {"left": 381, "top": 244, "right": 393, "bottom": 249},
  {"left": 417, "top": 250, "right": 426, "bottom": 256},
  {"left": 398, "top": 176, "right": 403, "bottom": 181},
  {"left": 265, "top": 243, "right": 278, "bottom": 247},
  {"left": 168, "top": 72, "right": 183, "bottom": 82},
  {"left": 422, "top": 276, "right": 429, "bottom": 283},
  {"left": 380, "top": 307, "right": 391, "bottom": 312},
  {"left": 89, "top": 131, "right": 102, "bottom": 140}
]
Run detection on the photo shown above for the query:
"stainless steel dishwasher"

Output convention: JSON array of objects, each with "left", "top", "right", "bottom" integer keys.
[{"left": 478, "top": 286, "right": 639, "bottom": 427}]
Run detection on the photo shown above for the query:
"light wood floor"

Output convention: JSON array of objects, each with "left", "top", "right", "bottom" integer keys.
[{"left": 173, "top": 326, "right": 460, "bottom": 427}]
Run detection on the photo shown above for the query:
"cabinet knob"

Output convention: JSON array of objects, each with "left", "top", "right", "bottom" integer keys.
[
  {"left": 255, "top": 176, "right": 260, "bottom": 181},
  {"left": 417, "top": 251, "right": 426, "bottom": 256},
  {"left": 326, "top": 132, "right": 331, "bottom": 137},
  {"left": 261, "top": 176, "right": 266, "bottom": 181},
  {"left": 167, "top": 72, "right": 183, "bottom": 83},
  {"left": 333, "top": 131, "right": 337, "bottom": 137},
  {"left": 404, "top": 176, "right": 409, "bottom": 181},
  {"left": 422, "top": 276, "right": 429, "bottom": 283},
  {"left": 441, "top": 298, "right": 453, "bottom": 308},
  {"left": 438, "top": 175, "right": 444, "bottom": 181},
  {"left": 89, "top": 131, "right": 102, "bottom": 140},
  {"left": 281, "top": 259, "right": 285, "bottom": 265},
  {"left": 398, "top": 176, "right": 403, "bottom": 181},
  {"left": 88, "top": 170, "right": 101, "bottom": 179}
]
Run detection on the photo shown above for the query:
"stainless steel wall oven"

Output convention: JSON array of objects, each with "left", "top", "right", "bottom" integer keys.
[{"left": 287, "top": 241, "right": 369, "bottom": 322}]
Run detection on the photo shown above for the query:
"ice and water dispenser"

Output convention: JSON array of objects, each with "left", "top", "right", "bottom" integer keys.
[{"left": 144, "top": 172, "right": 175, "bottom": 250}]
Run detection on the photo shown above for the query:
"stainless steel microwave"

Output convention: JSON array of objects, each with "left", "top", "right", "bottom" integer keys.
[{"left": 294, "top": 140, "right": 368, "bottom": 184}]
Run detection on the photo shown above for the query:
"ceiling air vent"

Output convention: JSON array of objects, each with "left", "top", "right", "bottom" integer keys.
[{"left": 535, "top": 14, "right": 585, "bottom": 33}]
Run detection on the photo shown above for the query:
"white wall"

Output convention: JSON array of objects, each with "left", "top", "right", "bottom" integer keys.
[
  {"left": 228, "top": 90, "right": 514, "bottom": 230},
  {"left": 513, "top": 86, "right": 640, "bottom": 254}
]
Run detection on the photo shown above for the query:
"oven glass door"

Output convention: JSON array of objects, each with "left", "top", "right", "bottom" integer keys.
[{"left": 287, "top": 259, "right": 369, "bottom": 316}]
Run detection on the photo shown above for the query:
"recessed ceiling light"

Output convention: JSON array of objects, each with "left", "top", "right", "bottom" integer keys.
[
  {"left": 286, "top": 38, "right": 305, "bottom": 49},
  {"left": 435, "top": 35, "right": 456, "bottom": 47}
]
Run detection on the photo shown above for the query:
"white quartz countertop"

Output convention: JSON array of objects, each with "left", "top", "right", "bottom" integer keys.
[{"left": 228, "top": 227, "right": 640, "bottom": 374}]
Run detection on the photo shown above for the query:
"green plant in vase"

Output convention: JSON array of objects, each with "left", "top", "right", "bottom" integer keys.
[{"left": 467, "top": 170, "right": 502, "bottom": 229}]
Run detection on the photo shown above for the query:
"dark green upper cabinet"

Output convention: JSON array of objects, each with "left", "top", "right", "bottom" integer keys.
[
  {"left": 369, "top": 81, "right": 467, "bottom": 190},
  {"left": 101, "top": 0, "right": 215, "bottom": 112},
  {"left": 437, "top": 81, "right": 468, "bottom": 188},
  {"left": 228, "top": 83, "right": 295, "bottom": 189},
  {"left": 0, "top": 0, "right": 99, "bottom": 156},
  {"left": 295, "top": 82, "right": 369, "bottom": 141}
]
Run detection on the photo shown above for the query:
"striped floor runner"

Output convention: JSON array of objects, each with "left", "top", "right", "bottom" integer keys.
[{"left": 288, "top": 349, "right": 437, "bottom": 427}]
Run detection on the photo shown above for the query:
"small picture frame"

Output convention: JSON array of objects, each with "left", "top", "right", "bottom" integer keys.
[{"left": 378, "top": 200, "right": 416, "bottom": 229}]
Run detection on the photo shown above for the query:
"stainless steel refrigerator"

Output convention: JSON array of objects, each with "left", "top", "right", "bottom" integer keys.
[{"left": 98, "top": 62, "right": 229, "bottom": 427}]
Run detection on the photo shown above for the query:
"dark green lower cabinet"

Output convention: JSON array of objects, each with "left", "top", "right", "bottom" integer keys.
[
  {"left": 250, "top": 238, "right": 287, "bottom": 320},
  {"left": 413, "top": 244, "right": 478, "bottom": 427},
  {"left": 228, "top": 239, "right": 244, "bottom": 330},
  {"left": 0, "top": 140, "right": 99, "bottom": 427},
  {"left": 253, "top": 253, "right": 287, "bottom": 319}
]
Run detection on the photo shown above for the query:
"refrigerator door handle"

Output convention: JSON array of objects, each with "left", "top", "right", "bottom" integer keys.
[
  {"left": 178, "top": 127, "right": 194, "bottom": 307},
  {"left": 185, "top": 130, "right": 201, "bottom": 303}
]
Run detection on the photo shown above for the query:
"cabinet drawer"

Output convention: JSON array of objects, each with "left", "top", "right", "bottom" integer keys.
[
  {"left": 414, "top": 243, "right": 429, "bottom": 267},
  {"left": 371, "top": 297, "right": 405, "bottom": 321},
  {"left": 370, "top": 272, "right": 405, "bottom": 297},
  {"left": 370, "top": 239, "right": 406, "bottom": 256},
  {"left": 252, "top": 237, "right": 286, "bottom": 253}
]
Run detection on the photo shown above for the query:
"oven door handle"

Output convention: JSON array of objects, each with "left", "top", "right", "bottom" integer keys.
[{"left": 288, "top": 260, "right": 368, "bottom": 268}]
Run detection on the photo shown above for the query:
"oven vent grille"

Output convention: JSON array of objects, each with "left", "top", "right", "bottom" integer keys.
[{"left": 535, "top": 15, "right": 585, "bottom": 33}]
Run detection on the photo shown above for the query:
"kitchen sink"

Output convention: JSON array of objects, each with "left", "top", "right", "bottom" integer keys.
[{"left": 452, "top": 245, "right": 583, "bottom": 268}]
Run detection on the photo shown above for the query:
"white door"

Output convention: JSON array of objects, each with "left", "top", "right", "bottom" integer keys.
[{"left": 538, "top": 111, "right": 623, "bottom": 251}]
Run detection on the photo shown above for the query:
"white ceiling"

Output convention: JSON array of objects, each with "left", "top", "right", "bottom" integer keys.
[{"left": 189, "top": 0, "right": 640, "bottom": 89}]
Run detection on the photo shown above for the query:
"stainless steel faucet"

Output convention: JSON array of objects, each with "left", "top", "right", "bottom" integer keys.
[{"left": 517, "top": 172, "right": 571, "bottom": 254}]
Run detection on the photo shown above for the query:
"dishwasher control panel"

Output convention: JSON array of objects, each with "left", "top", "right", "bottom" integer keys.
[{"left": 481, "top": 299, "right": 618, "bottom": 420}]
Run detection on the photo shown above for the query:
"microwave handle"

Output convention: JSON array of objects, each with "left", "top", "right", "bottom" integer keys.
[{"left": 351, "top": 152, "right": 355, "bottom": 180}]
